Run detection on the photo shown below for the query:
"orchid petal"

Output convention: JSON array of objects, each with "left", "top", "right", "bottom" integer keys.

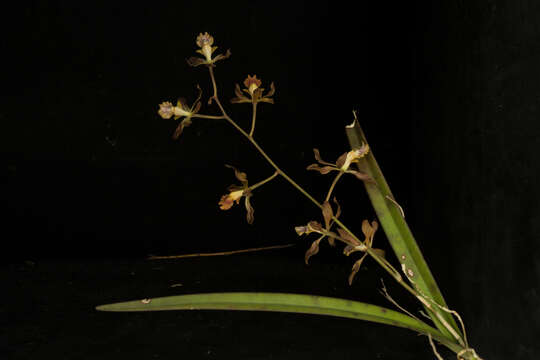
[
  {"left": 337, "top": 228, "right": 360, "bottom": 247},
  {"left": 348, "top": 254, "right": 368, "bottom": 285},
  {"left": 225, "top": 164, "right": 248, "bottom": 185},
  {"left": 335, "top": 152, "right": 348, "bottom": 168},
  {"left": 312, "top": 149, "right": 335, "bottom": 166},
  {"left": 322, "top": 201, "right": 333, "bottom": 230},
  {"left": 187, "top": 56, "right": 207, "bottom": 67},
  {"left": 305, "top": 237, "right": 323, "bottom": 264},
  {"left": 245, "top": 195, "right": 255, "bottom": 224},
  {"left": 306, "top": 164, "right": 336, "bottom": 174},
  {"left": 347, "top": 170, "right": 374, "bottom": 182},
  {"left": 266, "top": 82, "right": 275, "bottom": 97},
  {"left": 172, "top": 118, "right": 192, "bottom": 140}
]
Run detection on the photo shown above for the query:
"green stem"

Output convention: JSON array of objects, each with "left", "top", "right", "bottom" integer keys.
[
  {"left": 249, "top": 171, "right": 279, "bottom": 191},
  {"left": 192, "top": 114, "right": 226, "bottom": 120},
  {"left": 249, "top": 102, "right": 258, "bottom": 137},
  {"left": 325, "top": 171, "right": 344, "bottom": 202}
]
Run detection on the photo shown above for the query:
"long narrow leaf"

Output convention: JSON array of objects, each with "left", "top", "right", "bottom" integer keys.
[
  {"left": 96, "top": 292, "right": 460, "bottom": 352},
  {"left": 345, "top": 119, "right": 461, "bottom": 339}
]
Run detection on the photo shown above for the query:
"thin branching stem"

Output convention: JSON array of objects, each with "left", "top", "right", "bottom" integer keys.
[
  {"left": 250, "top": 171, "right": 279, "bottom": 191},
  {"left": 208, "top": 65, "right": 413, "bottom": 295},
  {"left": 206, "top": 65, "right": 467, "bottom": 349},
  {"left": 208, "top": 66, "right": 323, "bottom": 211},
  {"left": 192, "top": 114, "right": 226, "bottom": 120},
  {"left": 325, "top": 171, "right": 345, "bottom": 202},
  {"left": 249, "top": 102, "right": 258, "bottom": 137}
]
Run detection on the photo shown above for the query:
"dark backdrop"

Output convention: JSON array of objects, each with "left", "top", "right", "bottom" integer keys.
[{"left": 2, "top": 1, "right": 539, "bottom": 359}]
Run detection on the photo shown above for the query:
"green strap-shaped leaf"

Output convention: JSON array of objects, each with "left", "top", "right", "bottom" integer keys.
[
  {"left": 96, "top": 292, "right": 461, "bottom": 353},
  {"left": 345, "top": 119, "right": 461, "bottom": 339}
]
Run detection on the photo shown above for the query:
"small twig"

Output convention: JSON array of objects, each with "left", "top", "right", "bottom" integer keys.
[
  {"left": 249, "top": 102, "right": 258, "bottom": 137},
  {"left": 325, "top": 171, "right": 344, "bottom": 202},
  {"left": 148, "top": 244, "right": 295, "bottom": 260},
  {"left": 249, "top": 171, "right": 279, "bottom": 191},
  {"left": 429, "top": 297, "right": 469, "bottom": 348},
  {"left": 428, "top": 334, "right": 445, "bottom": 360},
  {"left": 385, "top": 195, "right": 405, "bottom": 218},
  {"left": 401, "top": 264, "right": 466, "bottom": 346},
  {"left": 419, "top": 310, "right": 431, "bottom": 320},
  {"left": 380, "top": 279, "right": 420, "bottom": 321}
]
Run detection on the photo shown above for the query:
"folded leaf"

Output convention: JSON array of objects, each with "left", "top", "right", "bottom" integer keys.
[{"left": 345, "top": 119, "right": 462, "bottom": 339}]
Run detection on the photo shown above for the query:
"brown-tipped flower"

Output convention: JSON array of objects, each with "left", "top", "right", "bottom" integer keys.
[
  {"left": 244, "top": 75, "right": 262, "bottom": 95},
  {"left": 307, "top": 147, "right": 373, "bottom": 182},
  {"left": 157, "top": 86, "right": 203, "bottom": 140},
  {"left": 188, "top": 32, "right": 231, "bottom": 67},
  {"left": 231, "top": 75, "right": 275, "bottom": 104},
  {"left": 218, "top": 165, "right": 259, "bottom": 224},
  {"left": 344, "top": 219, "right": 386, "bottom": 285},
  {"left": 296, "top": 197, "right": 342, "bottom": 265}
]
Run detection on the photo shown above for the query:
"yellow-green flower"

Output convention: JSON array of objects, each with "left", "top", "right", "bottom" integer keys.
[
  {"left": 157, "top": 86, "right": 202, "bottom": 140},
  {"left": 187, "top": 32, "right": 231, "bottom": 67},
  {"left": 196, "top": 32, "right": 215, "bottom": 62},
  {"left": 341, "top": 145, "right": 370, "bottom": 171},
  {"left": 306, "top": 145, "right": 372, "bottom": 180},
  {"left": 157, "top": 101, "right": 193, "bottom": 120},
  {"left": 218, "top": 165, "right": 255, "bottom": 224},
  {"left": 231, "top": 75, "right": 275, "bottom": 104}
]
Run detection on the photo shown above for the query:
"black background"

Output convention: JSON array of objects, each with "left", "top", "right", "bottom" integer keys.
[{"left": 2, "top": 1, "right": 540, "bottom": 359}]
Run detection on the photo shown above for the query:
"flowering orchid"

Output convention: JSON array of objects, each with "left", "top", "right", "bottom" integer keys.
[
  {"left": 295, "top": 197, "right": 342, "bottom": 264},
  {"left": 231, "top": 75, "right": 275, "bottom": 104},
  {"left": 187, "top": 32, "right": 231, "bottom": 67},
  {"left": 306, "top": 145, "right": 372, "bottom": 181},
  {"left": 140, "top": 32, "right": 483, "bottom": 359},
  {"left": 337, "top": 220, "right": 385, "bottom": 285},
  {"left": 157, "top": 86, "right": 202, "bottom": 139},
  {"left": 218, "top": 165, "right": 255, "bottom": 224}
]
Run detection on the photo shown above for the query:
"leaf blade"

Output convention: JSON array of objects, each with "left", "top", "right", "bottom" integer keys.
[
  {"left": 345, "top": 119, "right": 461, "bottom": 339},
  {"left": 96, "top": 292, "right": 459, "bottom": 351}
]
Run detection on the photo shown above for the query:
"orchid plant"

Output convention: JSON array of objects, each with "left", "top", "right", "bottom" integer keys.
[{"left": 97, "top": 32, "right": 484, "bottom": 360}]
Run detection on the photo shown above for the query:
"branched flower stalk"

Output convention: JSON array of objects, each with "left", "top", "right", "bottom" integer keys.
[{"left": 109, "top": 32, "right": 483, "bottom": 360}]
